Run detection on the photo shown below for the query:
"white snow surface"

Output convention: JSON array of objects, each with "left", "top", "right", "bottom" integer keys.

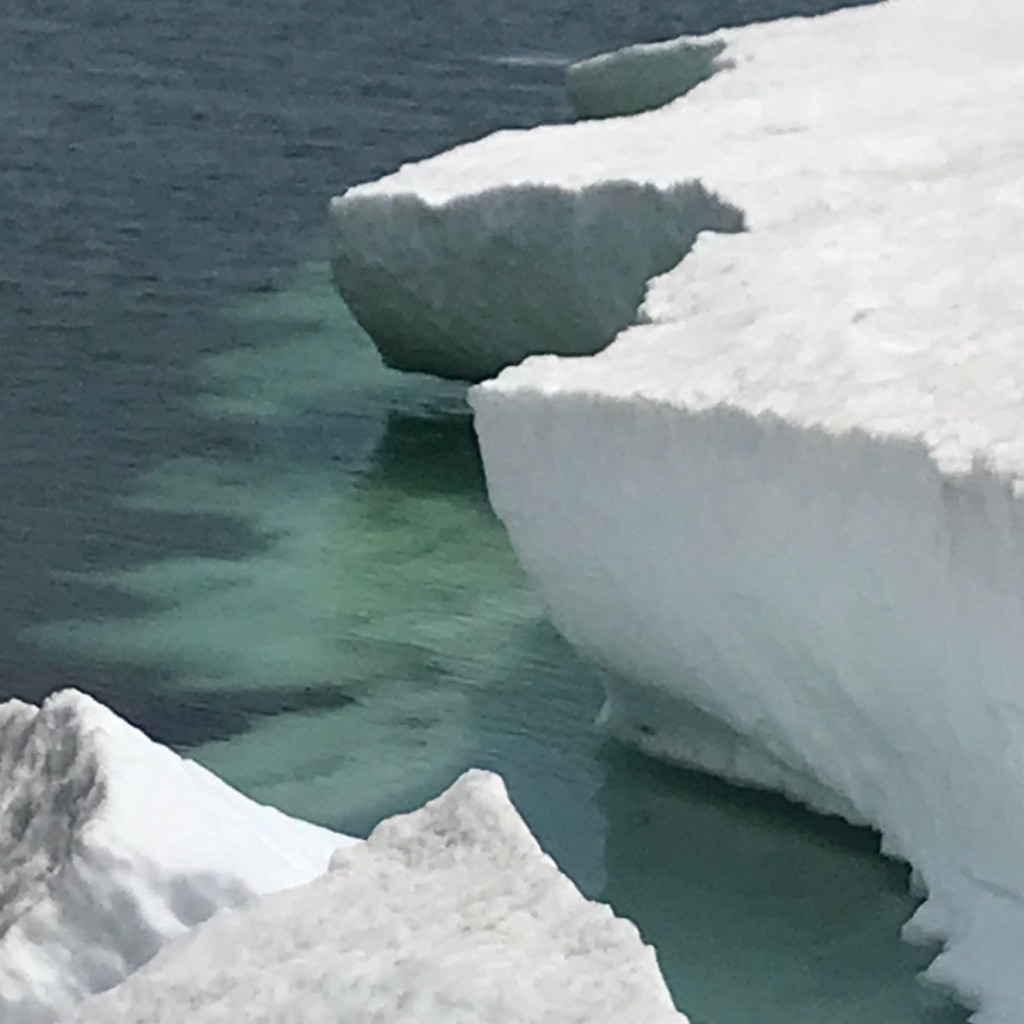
[
  {"left": 459, "top": 0, "right": 1024, "bottom": 1021},
  {"left": 67, "top": 769, "right": 685, "bottom": 1024},
  {"left": 330, "top": 0, "right": 1016, "bottom": 383},
  {"left": 0, "top": 689, "right": 352, "bottom": 1023}
]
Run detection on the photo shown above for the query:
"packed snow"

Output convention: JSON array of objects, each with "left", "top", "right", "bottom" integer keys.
[
  {"left": 66, "top": 769, "right": 685, "bottom": 1024},
  {"left": 0, "top": 690, "right": 352, "bottom": 1023},
  {"left": 330, "top": 179, "right": 742, "bottom": 381},
  {"left": 463, "top": 0, "right": 1024, "bottom": 1021}
]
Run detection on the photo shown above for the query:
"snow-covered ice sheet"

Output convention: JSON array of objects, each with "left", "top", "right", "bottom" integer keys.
[
  {"left": 406, "top": 0, "right": 1024, "bottom": 1021},
  {"left": 329, "top": 0, "right": 1015, "bottom": 382},
  {"left": 330, "top": 179, "right": 742, "bottom": 381},
  {"left": 66, "top": 769, "right": 685, "bottom": 1024},
  {"left": 0, "top": 690, "right": 352, "bottom": 1023}
]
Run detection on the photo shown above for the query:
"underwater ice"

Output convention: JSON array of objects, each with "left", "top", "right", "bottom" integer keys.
[
  {"left": 65, "top": 769, "right": 684, "bottom": 1024},
  {"left": 0, "top": 690, "right": 352, "bottom": 1022},
  {"left": 329, "top": 0, "right": 1024, "bottom": 1018}
]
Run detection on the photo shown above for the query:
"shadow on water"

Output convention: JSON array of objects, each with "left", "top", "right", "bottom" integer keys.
[
  {"left": 363, "top": 411, "right": 488, "bottom": 502},
  {"left": 597, "top": 744, "right": 968, "bottom": 1024},
  {"left": 22, "top": 265, "right": 966, "bottom": 1024}
]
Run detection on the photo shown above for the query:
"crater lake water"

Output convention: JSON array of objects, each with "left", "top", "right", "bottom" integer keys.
[{"left": 1, "top": 0, "right": 966, "bottom": 1021}]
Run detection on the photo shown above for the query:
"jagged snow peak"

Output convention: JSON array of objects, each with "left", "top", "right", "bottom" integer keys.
[
  {"left": 462, "top": 0, "right": 1024, "bottom": 1021},
  {"left": 0, "top": 690, "right": 352, "bottom": 1023},
  {"left": 66, "top": 769, "right": 685, "bottom": 1024}
]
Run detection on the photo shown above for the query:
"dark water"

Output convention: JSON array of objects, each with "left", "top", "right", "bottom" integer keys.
[{"left": 1, "top": 0, "right": 964, "bottom": 1021}]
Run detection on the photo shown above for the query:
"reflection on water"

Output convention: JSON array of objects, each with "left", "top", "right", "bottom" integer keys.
[{"left": 30, "top": 266, "right": 964, "bottom": 1024}]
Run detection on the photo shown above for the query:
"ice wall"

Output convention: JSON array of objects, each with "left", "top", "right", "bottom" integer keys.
[
  {"left": 67, "top": 770, "right": 686, "bottom": 1024},
  {"left": 470, "top": 1, "right": 1023, "bottom": 1021},
  {"left": 0, "top": 690, "right": 352, "bottom": 1023},
  {"left": 327, "top": 0, "right": 1024, "bottom": 1015}
]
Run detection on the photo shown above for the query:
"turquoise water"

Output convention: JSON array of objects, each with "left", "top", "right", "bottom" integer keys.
[
  {"left": 2, "top": 0, "right": 967, "bottom": 1018},
  {"left": 34, "top": 264, "right": 964, "bottom": 1024}
]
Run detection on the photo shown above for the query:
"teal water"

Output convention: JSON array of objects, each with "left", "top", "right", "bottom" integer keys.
[
  {"left": 34, "top": 263, "right": 964, "bottom": 1024},
  {"left": 2, "top": 0, "right": 967, "bottom": 1018}
]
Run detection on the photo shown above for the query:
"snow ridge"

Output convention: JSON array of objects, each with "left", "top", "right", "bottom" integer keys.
[
  {"left": 68, "top": 770, "right": 686, "bottom": 1024},
  {"left": 0, "top": 690, "right": 350, "bottom": 1023}
]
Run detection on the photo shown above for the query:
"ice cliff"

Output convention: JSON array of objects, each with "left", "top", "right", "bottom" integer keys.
[
  {"left": 66, "top": 769, "right": 684, "bottom": 1024},
  {"left": 0, "top": 690, "right": 352, "bottom": 1022},
  {"left": 335, "top": 0, "right": 1024, "bottom": 1019}
]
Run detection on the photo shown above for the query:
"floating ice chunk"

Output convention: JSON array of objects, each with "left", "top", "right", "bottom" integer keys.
[
  {"left": 0, "top": 690, "right": 352, "bottom": 1023},
  {"left": 67, "top": 770, "right": 685, "bottom": 1024},
  {"left": 567, "top": 35, "right": 732, "bottom": 119}
]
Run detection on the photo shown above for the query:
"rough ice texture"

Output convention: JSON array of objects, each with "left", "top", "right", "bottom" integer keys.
[
  {"left": 425, "top": 0, "right": 1024, "bottom": 1021},
  {"left": 330, "top": 180, "right": 743, "bottom": 381},
  {"left": 567, "top": 36, "right": 733, "bottom": 119},
  {"left": 0, "top": 690, "right": 352, "bottom": 1023},
  {"left": 66, "top": 769, "right": 685, "bottom": 1024}
]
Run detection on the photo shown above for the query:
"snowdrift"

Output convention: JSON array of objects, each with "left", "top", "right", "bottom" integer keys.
[
  {"left": 0, "top": 690, "right": 352, "bottom": 1022},
  {"left": 66, "top": 769, "right": 685, "bottom": 1024},
  {"left": 464, "top": 1, "right": 1024, "bottom": 1020}
]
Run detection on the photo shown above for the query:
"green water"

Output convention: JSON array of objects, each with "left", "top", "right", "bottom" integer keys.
[{"left": 33, "top": 263, "right": 965, "bottom": 1024}]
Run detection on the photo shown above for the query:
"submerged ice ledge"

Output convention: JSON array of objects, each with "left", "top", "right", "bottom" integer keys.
[{"left": 331, "top": 0, "right": 1024, "bottom": 1019}]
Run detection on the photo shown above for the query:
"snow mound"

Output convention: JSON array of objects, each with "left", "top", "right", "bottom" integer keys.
[
  {"left": 67, "top": 770, "right": 685, "bottom": 1024},
  {"left": 330, "top": 179, "right": 742, "bottom": 381},
  {"left": 567, "top": 36, "right": 732, "bottom": 119},
  {"left": 0, "top": 690, "right": 352, "bottom": 1023},
  {"left": 451, "top": 0, "right": 1024, "bottom": 1021}
]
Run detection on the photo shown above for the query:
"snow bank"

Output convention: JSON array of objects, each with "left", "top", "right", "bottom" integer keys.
[
  {"left": 465, "top": 1, "right": 1023, "bottom": 1021},
  {"left": 0, "top": 690, "right": 352, "bottom": 1023},
  {"left": 567, "top": 36, "right": 732, "bottom": 119},
  {"left": 67, "top": 770, "right": 685, "bottom": 1024}
]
